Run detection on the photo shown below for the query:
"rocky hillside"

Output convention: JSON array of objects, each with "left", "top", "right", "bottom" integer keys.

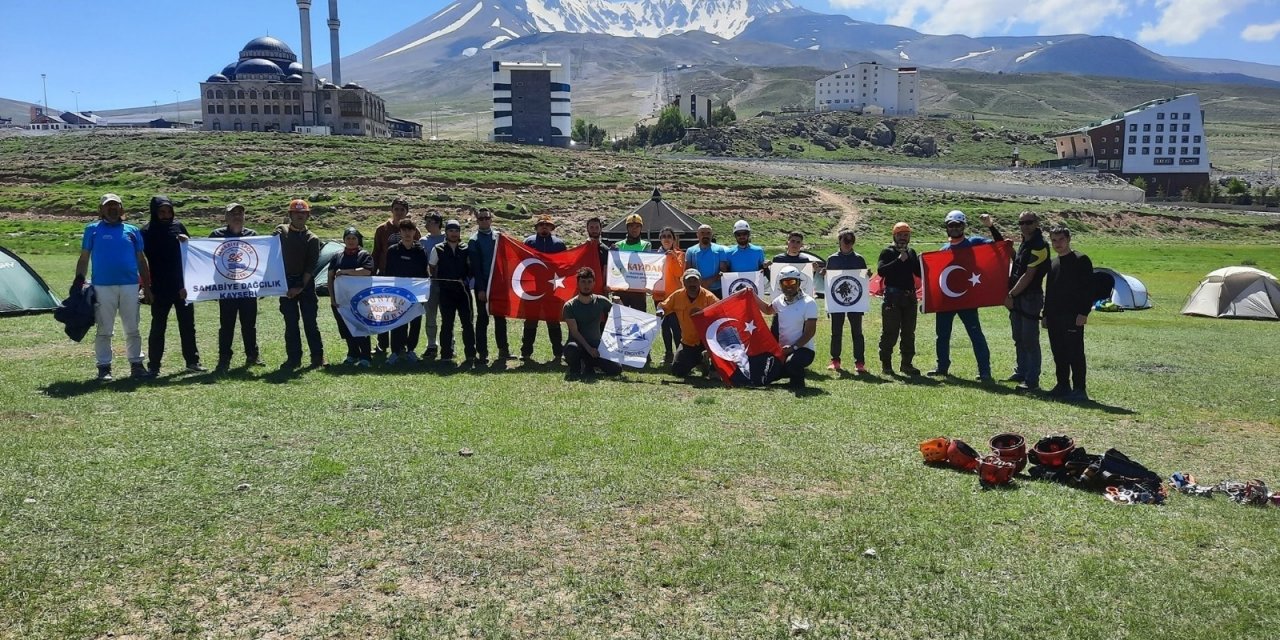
[{"left": 678, "top": 111, "right": 1058, "bottom": 165}]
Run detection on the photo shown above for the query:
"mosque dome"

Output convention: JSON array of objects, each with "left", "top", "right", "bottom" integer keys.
[
  {"left": 206, "top": 73, "right": 229, "bottom": 83},
  {"left": 235, "top": 58, "right": 285, "bottom": 80},
  {"left": 239, "top": 36, "right": 297, "bottom": 63},
  {"left": 221, "top": 62, "right": 238, "bottom": 80},
  {"left": 286, "top": 61, "right": 305, "bottom": 75},
  {"left": 285, "top": 74, "right": 303, "bottom": 83}
]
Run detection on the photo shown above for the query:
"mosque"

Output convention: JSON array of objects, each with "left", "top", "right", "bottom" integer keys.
[{"left": 198, "top": 1, "right": 390, "bottom": 137}]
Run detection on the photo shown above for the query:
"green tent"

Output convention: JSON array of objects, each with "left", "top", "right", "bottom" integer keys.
[
  {"left": 0, "top": 246, "right": 60, "bottom": 316},
  {"left": 312, "top": 241, "right": 345, "bottom": 296}
]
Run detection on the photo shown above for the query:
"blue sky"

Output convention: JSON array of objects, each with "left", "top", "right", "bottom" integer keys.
[{"left": 2, "top": 0, "right": 1277, "bottom": 111}]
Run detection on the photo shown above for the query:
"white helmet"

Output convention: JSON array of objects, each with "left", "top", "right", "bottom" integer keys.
[
  {"left": 733, "top": 220, "right": 750, "bottom": 233},
  {"left": 944, "top": 210, "right": 967, "bottom": 224}
]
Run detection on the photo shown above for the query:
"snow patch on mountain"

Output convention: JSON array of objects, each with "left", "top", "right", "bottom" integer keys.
[
  {"left": 951, "top": 47, "right": 996, "bottom": 63},
  {"left": 483, "top": 35, "right": 513, "bottom": 49},
  {"left": 1015, "top": 49, "right": 1041, "bottom": 63},
  {"left": 521, "top": 0, "right": 792, "bottom": 39},
  {"left": 378, "top": 2, "right": 486, "bottom": 59}
]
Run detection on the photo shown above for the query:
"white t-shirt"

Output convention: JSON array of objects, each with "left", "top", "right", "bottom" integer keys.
[{"left": 771, "top": 293, "right": 818, "bottom": 351}]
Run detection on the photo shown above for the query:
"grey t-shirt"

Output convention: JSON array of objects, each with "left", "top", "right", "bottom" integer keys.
[{"left": 562, "top": 295, "right": 612, "bottom": 347}]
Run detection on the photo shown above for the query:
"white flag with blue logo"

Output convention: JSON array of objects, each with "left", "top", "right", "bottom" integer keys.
[
  {"left": 598, "top": 305, "right": 660, "bottom": 368},
  {"left": 182, "top": 237, "right": 288, "bottom": 302},
  {"left": 824, "top": 269, "right": 870, "bottom": 313},
  {"left": 720, "top": 271, "right": 765, "bottom": 298},
  {"left": 333, "top": 276, "right": 432, "bottom": 337}
]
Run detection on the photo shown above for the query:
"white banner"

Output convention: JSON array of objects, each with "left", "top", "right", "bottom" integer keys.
[
  {"left": 721, "top": 271, "right": 765, "bottom": 298},
  {"left": 599, "top": 305, "right": 660, "bottom": 368},
  {"left": 768, "top": 262, "right": 816, "bottom": 297},
  {"left": 182, "top": 237, "right": 288, "bottom": 302},
  {"left": 825, "top": 269, "right": 870, "bottom": 313},
  {"left": 333, "top": 276, "right": 432, "bottom": 337},
  {"left": 606, "top": 250, "right": 666, "bottom": 292}
]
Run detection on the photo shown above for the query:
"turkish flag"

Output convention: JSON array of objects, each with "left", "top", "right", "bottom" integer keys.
[
  {"left": 693, "top": 288, "right": 784, "bottom": 387},
  {"left": 920, "top": 241, "right": 1013, "bottom": 313},
  {"left": 487, "top": 235, "right": 604, "bottom": 321}
]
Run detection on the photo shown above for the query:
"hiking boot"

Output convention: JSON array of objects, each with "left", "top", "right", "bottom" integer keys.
[
  {"left": 130, "top": 363, "right": 156, "bottom": 380},
  {"left": 827, "top": 358, "right": 842, "bottom": 371},
  {"left": 854, "top": 362, "right": 868, "bottom": 375},
  {"left": 498, "top": 350, "right": 513, "bottom": 361},
  {"left": 386, "top": 353, "right": 400, "bottom": 365},
  {"left": 281, "top": 359, "right": 301, "bottom": 370},
  {"left": 440, "top": 351, "right": 456, "bottom": 361},
  {"left": 1047, "top": 385, "right": 1071, "bottom": 397},
  {"left": 356, "top": 359, "right": 372, "bottom": 368},
  {"left": 247, "top": 357, "right": 266, "bottom": 367},
  {"left": 1015, "top": 382, "right": 1040, "bottom": 392},
  {"left": 1065, "top": 389, "right": 1090, "bottom": 403},
  {"left": 186, "top": 362, "right": 208, "bottom": 373},
  {"left": 214, "top": 361, "right": 230, "bottom": 374},
  {"left": 309, "top": 358, "right": 327, "bottom": 369},
  {"left": 1005, "top": 374, "right": 1025, "bottom": 383},
  {"left": 97, "top": 365, "right": 113, "bottom": 382},
  {"left": 900, "top": 363, "right": 921, "bottom": 376},
  {"left": 880, "top": 360, "right": 894, "bottom": 375},
  {"left": 404, "top": 351, "right": 420, "bottom": 363},
  {"left": 422, "top": 346, "right": 439, "bottom": 360},
  {"left": 342, "top": 356, "right": 358, "bottom": 366},
  {"left": 975, "top": 375, "right": 995, "bottom": 383},
  {"left": 926, "top": 368, "right": 949, "bottom": 377}
]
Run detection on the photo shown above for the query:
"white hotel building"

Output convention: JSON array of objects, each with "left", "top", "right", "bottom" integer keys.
[{"left": 814, "top": 62, "right": 918, "bottom": 115}]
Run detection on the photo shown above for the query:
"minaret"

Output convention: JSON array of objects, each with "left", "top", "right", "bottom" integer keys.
[
  {"left": 328, "top": 0, "right": 342, "bottom": 87},
  {"left": 297, "top": 0, "right": 316, "bottom": 126}
]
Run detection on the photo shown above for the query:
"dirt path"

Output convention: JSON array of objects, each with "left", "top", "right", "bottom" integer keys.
[{"left": 810, "top": 185, "right": 862, "bottom": 237}]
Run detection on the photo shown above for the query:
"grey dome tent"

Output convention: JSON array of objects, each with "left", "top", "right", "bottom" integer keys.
[
  {"left": 312, "top": 241, "right": 345, "bottom": 296},
  {"left": 1182, "top": 267, "right": 1280, "bottom": 320},
  {"left": 603, "top": 188, "right": 704, "bottom": 249},
  {"left": 0, "top": 246, "right": 60, "bottom": 316},
  {"left": 1094, "top": 268, "right": 1151, "bottom": 309}
]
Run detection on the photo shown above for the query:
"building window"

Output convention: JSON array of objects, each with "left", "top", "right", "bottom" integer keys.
[
  {"left": 207, "top": 105, "right": 215, "bottom": 114},
  {"left": 1142, "top": 147, "right": 1150, "bottom": 155},
  {"left": 272, "top": 91, "right": 279, "bottom": 100},
  {"left": 212, "top": 121, "right": 221, "bottom": 131},
  {"left": 1142, "top": 135, "right": 1150, "bottom": 143},
  {"left": 1113, "top": 149, "right": 1118, "bottom": 156},
  {"left": 1156, "top": 124, "right": 1164, "bottom": 132},
  {"left": 1128, "top": 147, "right": 1136, "bottom": 155},
  {"left": 1128, "top": 135, "right": 1136, "bottom": 143},
  {"left": 249, "top": 90, "right": 257, "bottom": 100},
  {"left": 1193, "top": 135, "right": 1201, "bottom": 143},
  {"left": 252, "top": 122, "right": 260, "bottom": 132},
  {"left": 1184, "top": 113, "right": 1190, "bottom": 119},
  {"left": 1157, "top": 112, "right": 1164, "bottom": 119},
  {"left": 239, "top": 105, "right": 246, "bottom": 114},
  {"left": 1129, "top": 124, "right": 1137, "bottom": 131},
  {"left": 1156, "top": 136, "right": 1163, "bottom": 143},
  {"left": 1155, "top": 147, "right": 1163, "bottom": 154},
  {"left": 1181, "top": 147, "right": 1189, "bottom": 155},
  {"left": 1155, "top": 157, "right": 1173, "bottom": 165},
  {"left": 1171, "top": 112, "right": 1178, "bottom": 120},
  {"left": 1143, "top": 124, "right": 1150, "bottom": 131},
  {"left": 216, "top": 105, "right": 224, "bottom": 114},
  {"left": 250, "top": 105, "right": 257, "bottom": 114},
  {"left": 324, "top": 106, "right": 332, "bottom": 114},
  {"left": 206, "top": 90, "right": 213, "bottom": 99},
  {"left": 1182, "top": 124, "right": 1189, "bottom": 132},
  {"left": 215, "top": 90, "right": 222, "bottom": 99},
  {"left": 234, "top": 122, "right": 242, "bottom": 131},
  {"left": 237, "top": 90, "right": 245, "bottom": 99},
  {"left": 1193, "top": 147, "right": 1200, "bottom": 154}
]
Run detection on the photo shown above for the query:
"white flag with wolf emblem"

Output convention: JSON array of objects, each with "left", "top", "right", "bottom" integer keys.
[
  {"left": 720, "top": 271, "right": 765, "bottom": 298},
  {"left": 825, "top": 269, "right": 870, "bottom": 313},
  {"left": 333, "top": 276, "right": 432, "bottom": 337},
  {"left": 598, "top": 305, "right": 660, "bottom": 368}
]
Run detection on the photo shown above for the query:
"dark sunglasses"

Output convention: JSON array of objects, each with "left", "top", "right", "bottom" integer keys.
[
  {"left": 1018, "top": 220, "right": 1037, "bottom": 226},
  {"left": 779, "top": 278, "right": 801, "bottom": 286},
  {"left": 476, "top": 217, "right": 493, "bottom": 221},
  {"left": 945, "top": 222, "right": 964, "bottom": 228}
]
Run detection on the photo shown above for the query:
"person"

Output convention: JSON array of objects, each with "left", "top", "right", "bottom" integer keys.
[
  {"left": 430, "top": 219, "right": 477, "bottom": 363},
  {"left": 657, "top": 268, "right": 719, "bottom": 378},
  {"left": 328, "top": 227, "right": 374, "bottom": 366},
  {"left": 384, "top": 218, "right": 430, "bottom": 364},
  {"left": 562, "top": 267, "right": 623, "bottom": 380},
  {"left": 1043, "top": 225, "right": 1093, "bottom": 402},
  {"left": 522, "top": 215, "right": 567, "bottom": 364},
  {"left": 612, "top": 213, "right": 655, "bottom": 312},
  {"left": 928, "top": 210, "right": 1003, "bottom": 382},
  {"left": 652, "top": 227, "right": 684, "bottom": 366},
  {"left": 824, "top": 229, "right": 868, "bottom": 374},
  {"left": 720, "top": 219, "right": 767, "bottom": 282},
  {"left": 142, "top": 195, "right": 203, "bottom": 374},
  {"left": 684, "top": 223, "right": 723, "bottom": 297},
  {"left": 772, "top": 230, "right": 826, "bottom": 272},
  {"left": 275, "top": 199, "right": 325, "bottom": 369},
  {"left": 469, "top": 207, "right": 509, "bottom": 363},
  {"left": 585, "top": 216, "right": 611, "bottom": 280},
  {"left": 876, "top": 222, "right": 921, "bottom": 375},
  {"left": 74, "top": 193, "right": 154, "bottom": 381},
  {"left": 756, "top": 266, "right": 818, "bottom": 388},
  {"left": 372, "top": 197, "right": 415, "bottom": 355},
  {"left": 418, "top": 212, "right": 446, "bottom": 359},
  {"left": 1005, "top": 211, "right": 1050, "bottom": 391},
  {"left": 210, "top": 203, "right": 263, "bottom": 372}
]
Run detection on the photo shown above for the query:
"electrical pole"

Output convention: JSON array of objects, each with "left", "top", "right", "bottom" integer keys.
[
  {"left": 173, "top": 90, "right": 181, "bottom": 125},
  {"left": 71, "top": 90, "right": 80, "bottom": 113},
  {"left": 40, "top": 74, "right": 48, "bottom": 114}
]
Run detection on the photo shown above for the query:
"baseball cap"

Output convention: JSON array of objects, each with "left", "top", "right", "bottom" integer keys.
[
  {"left": 225, "top": 202, "right": 245, "bottom": 213},
  {"left": 100, "top": 193, "right": 123, "bottom": 207},
  {"left": 733, "top": 220, "right": 750, "bottom": 233},
  {"left": 697, "top": 223, "right": 713, "bottom": 231},
  {"left": 893, "top": 222, "right": 912, "bottom": 233},
  {"left": 682, "top": 268, "right": 702, "bottom": 281},
  {"left": 944, "top": 210, "right": 966, "bottom": 224},
  {"left": 289, "top": 199, "right": 311, "bottom": 213},
  {"left": 625, "top": 213, "right": 644, "bottom": 225},
  {"left": 445, "top": 219, "right": 461, "bottom": 230}
]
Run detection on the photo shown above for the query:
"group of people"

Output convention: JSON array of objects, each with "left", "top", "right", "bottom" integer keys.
[{"left": 75, "top": 193, "right": 1093, "bottom": 399}]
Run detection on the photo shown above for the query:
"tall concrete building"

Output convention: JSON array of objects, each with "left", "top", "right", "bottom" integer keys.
[
  {"left": 491, "top": 60, "right": 571, "bottom": 147},
  {"left": 197, "top": 1, "right": 387, "bottom": 136},
  {"left": 814, "top": 62, "right": 918, "bottom": 115}
]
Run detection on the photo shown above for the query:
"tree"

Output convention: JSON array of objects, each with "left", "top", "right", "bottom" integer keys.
[
  {"left": 571, "top": 118, "right": 589, "bottom": 144},
  {"left": 649, "top": 105, "right": 687, "bottom": 145},
  {"left": 1130, "top": 176, "right": 1147, "bottom": 193},
  {"left": 710, "top": 103, "right": 737, "bottom": 127}
]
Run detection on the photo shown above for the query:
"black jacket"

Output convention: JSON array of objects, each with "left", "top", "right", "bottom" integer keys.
[
  {"left": 141, "top": 196, "right": 190, "bottom": 296},
  {"left": 1044, "top": 251, "right": 1095, "bottom": 318},
  {"left": 54, "top": 282, "right": 96, "bottom": 342}
]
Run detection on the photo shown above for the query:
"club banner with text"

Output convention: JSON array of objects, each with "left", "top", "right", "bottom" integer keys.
[
  {"left": 606, "top": 250, "right": 667, "bottom": 293},
  {"left": 333, "top": 276, "right": 432, "bottom": 337},
  {"left": 919, "top": 241, "right": 1013, "bottom": 313},
  {"left": 599, "top": 305, "right": 660, "bottom": 368},
  {"left": 824, "top": 269, "right": 870, "bottom": 313},
  {"left": 720, "top": 270, "right": 765, "bottom": 298},
  {"left": 182, "top": 237, "right": 288, "bottom": 302},
  {"left": 487, "top": 235, "right": 604, "bottom": 322}
]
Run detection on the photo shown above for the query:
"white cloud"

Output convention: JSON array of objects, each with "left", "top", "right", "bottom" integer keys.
[
  {"left": 1136, "top": 0, "right": 1253, "bottom": 45},
  {"left": 1241, "top": 20, "right": 1280, "bottom": 42},
  {"left": 829, "top": 0, "right": 1129, "bottom": 35}
]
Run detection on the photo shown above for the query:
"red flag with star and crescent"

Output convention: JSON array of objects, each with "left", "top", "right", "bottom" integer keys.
[
  {"left": 693, "top": 288, "right": 784, "bottom": 386},
  {"left": 920, "top": 240, "right": 1013, "bottom": 313},
  {"left": 487, "top": 234, "right": 604, "bottom": 322}
]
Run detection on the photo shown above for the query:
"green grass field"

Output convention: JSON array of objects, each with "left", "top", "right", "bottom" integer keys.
[{"left": 2, "top": 230, "right": 1279, "bottom": 637}]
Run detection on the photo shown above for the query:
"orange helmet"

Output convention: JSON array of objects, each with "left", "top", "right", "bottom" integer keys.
[
  {"left": 978, "top": 455, "right": 1016, "bottom": 486},
  {"left": 919, "top": 437, "right": 950, "bottom": 463},
  {"left": 989, "top": 432, "right": 1027, "bottom": 474},
  {"left": 288, "top": 199, "right": 311, "bottom": 213},
  {"left": 946, "top": 439, "right": 981, "bottom": 472},
  {"left": 1030, "top": 435, "right": 1076, "bottom": 468},
  {"left": 892, "top": 222, "right": 912, "bottom": 234}
]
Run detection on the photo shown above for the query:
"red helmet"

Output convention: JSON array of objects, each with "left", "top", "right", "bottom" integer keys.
[
  {"left": 919, "top": 437, "right": 951, "bottom": 463},
  {"left": 989, "top": 432, "right": 1027, "bottom": 474},
  {"left": 946, "top": 439, "right": 980, "bottom": 472},
  {"left": 978, "top": 455, "right": 1016, "bottom": 486},
  {"left": 1031, "top": 435, "right": 1076, "bottom": 468}
]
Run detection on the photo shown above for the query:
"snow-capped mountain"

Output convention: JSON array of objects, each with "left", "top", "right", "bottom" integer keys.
[{"left": 521, "top": 0, "right": 792, "bottom": 38}]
